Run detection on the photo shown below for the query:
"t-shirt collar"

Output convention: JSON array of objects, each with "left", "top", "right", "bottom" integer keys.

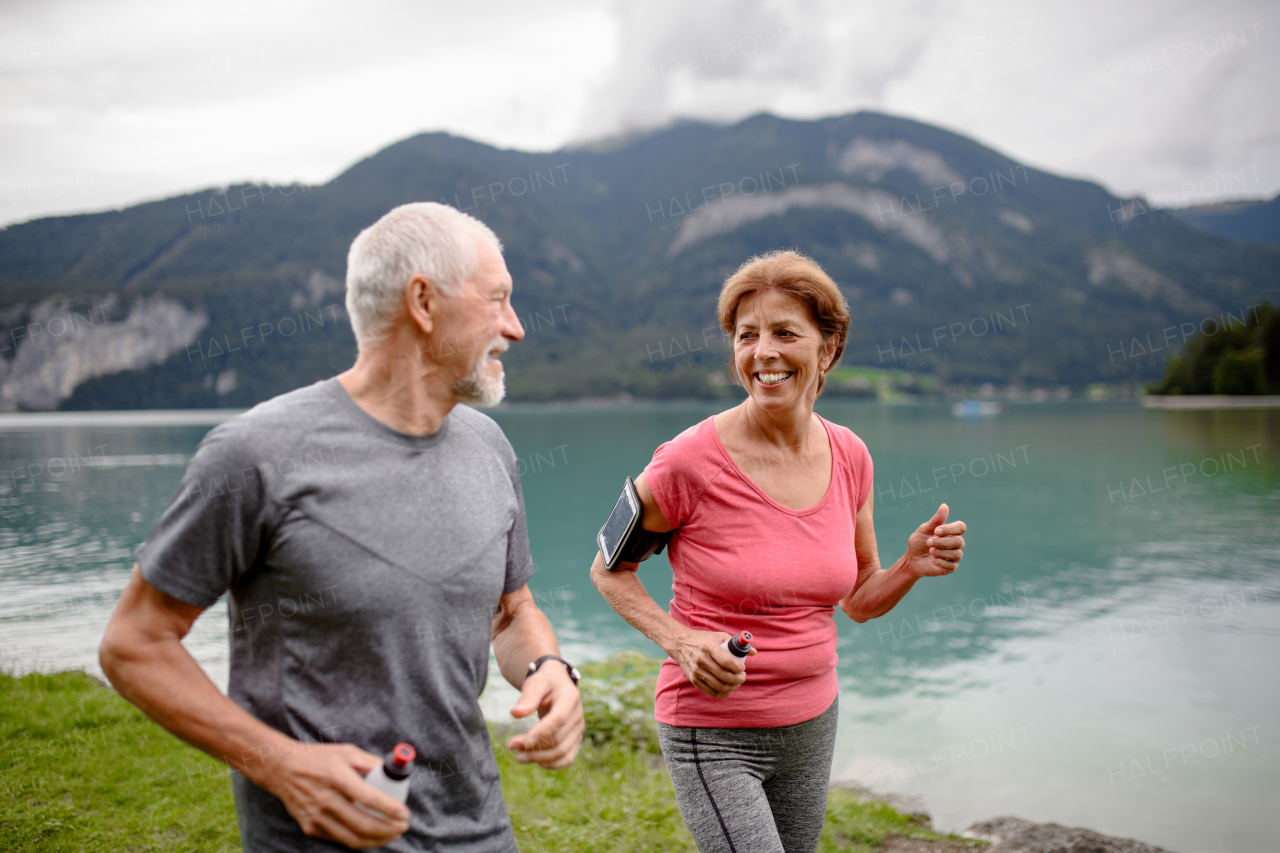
[{"left": 323, "top": 378, "right": 452, "bottom": 449}]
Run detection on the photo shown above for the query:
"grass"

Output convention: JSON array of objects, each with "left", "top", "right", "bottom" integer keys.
[
  {"left": 826, "top": 366, "right": 946, "bottom": 402},
  {"left": 0, "top": 670, "right": 240, "bottom": 852},
  {"left": 1, "top": 656, "right": 986, "bottom": 852}
]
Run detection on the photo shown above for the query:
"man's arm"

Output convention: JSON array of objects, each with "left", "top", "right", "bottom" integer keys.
[
  {"left": 99, "top": 565, "right": 409, "bottom": 849},
  {"left": 491, "top": 584, "right": 583, "bottom": 769},
  {"left": 839, "top": 498, "right": 966, "bottom": 623}
]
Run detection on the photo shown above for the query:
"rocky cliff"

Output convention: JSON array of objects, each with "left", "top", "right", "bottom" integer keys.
[{"left": 0, "top": 295, "right": 206, "bottom": 411}]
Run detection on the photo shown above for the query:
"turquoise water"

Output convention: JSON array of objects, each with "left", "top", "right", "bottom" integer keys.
[{"left": 2, "top": 401, "right": 1277, "bottom": 852}]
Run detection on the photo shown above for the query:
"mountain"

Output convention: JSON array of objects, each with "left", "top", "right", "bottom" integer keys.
[
  {"left": 1, "top": 111, "right": 1278, "bottom": 410},
  {"left": 1179, "top": 195, "right": 1280, "bottom": 248}
]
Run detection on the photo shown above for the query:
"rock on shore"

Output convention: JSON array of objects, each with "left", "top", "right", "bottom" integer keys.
[
  {"left": 831, "top": 783, "right": 1179, "bottom": 852},
  {"left": 964, "top": 816, "right": 1178, "bottom": 853}
]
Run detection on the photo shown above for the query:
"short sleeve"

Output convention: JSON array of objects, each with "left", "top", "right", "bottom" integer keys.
[
  {"left": 503, "top": 461, "right": 536, "bottom": 594},
  {"left": 643, "top": 421, "right": 716, "bottom": 529},
  {"left": 135, "top": 422, "right": 274, "bottom": 608},
  {"left": 848, "top": 430, "right": 874, "bottom": 512},
  {"left": 455, "top": 407, "right": 535, "bottom": 594}
]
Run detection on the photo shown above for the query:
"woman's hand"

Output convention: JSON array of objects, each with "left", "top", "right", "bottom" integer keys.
[
  {"left": 670, "top": 629, "right": 755, "bottom": 698},
  {"left": 904, "top": 503, "right": 966, "bottom": 578}
]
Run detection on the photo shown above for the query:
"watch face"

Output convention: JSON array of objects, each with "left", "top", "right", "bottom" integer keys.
[{"left": 598, "top": 480, "right": 640, "bottom": 565}]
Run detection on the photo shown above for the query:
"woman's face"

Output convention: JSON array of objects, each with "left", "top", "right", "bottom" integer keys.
[{"left": 731, "top": 288, "right": 836, "bottom": 412}]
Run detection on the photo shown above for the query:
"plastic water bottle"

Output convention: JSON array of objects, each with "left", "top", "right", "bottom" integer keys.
[
  {"left": 720, "top": 631, "right": 753, "bottom": 658},
  {"left": 359, "top": 742, "right": 415, "bottom": 817}
]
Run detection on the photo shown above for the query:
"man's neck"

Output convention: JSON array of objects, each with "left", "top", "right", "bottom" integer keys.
[{"left": 336, "top": 341, "right": 457, "bottom": 436}]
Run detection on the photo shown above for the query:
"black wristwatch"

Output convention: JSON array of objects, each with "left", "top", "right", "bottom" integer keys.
[{"left": 527, "top": 654, "right": 581, "bottom": 686}]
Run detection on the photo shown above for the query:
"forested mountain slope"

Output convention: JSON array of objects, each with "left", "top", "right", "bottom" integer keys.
[{"left": 1, "top": 111, "right": 1276, "bottom": 409}]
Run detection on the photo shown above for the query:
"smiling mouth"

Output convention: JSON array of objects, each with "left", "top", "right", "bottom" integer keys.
[{"left": 755, "top": 371, "right": 793, "bottom": 387}]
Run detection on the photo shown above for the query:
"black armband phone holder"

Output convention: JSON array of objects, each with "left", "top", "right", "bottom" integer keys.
[{"left": 597, "top": 476, "right": 673, "bottom": 571}]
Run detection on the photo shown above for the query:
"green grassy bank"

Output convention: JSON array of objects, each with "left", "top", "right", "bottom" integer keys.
[{"left": 1, "top": 654, "right": 983, "bottom": 852}]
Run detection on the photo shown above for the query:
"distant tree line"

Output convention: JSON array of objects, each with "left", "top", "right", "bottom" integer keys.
[{"left": 1149, "top": 303, "right": 1280, "bottom": 395}]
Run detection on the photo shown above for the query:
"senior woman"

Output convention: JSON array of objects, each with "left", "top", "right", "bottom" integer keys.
[{"left": 590, "top": 250, "right": 966, "bottom": 853}]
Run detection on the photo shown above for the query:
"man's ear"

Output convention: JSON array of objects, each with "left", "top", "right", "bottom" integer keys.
[{"left": 404, "top": 273, "right": 437, "bottom": 337}]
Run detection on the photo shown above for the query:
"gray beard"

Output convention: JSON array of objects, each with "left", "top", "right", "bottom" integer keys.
[{"left": 453, "top": 357, "right": 506, "bottom": 407}]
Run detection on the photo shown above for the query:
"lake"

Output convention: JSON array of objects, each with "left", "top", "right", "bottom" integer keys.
[{"left": 1, "top": 400, "right": 1276, "bottom": 852}]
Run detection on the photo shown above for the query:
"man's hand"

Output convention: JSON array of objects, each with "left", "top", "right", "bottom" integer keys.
[
  {"left": 671, "top": 628, "right": 755, "bottom": 698},
  {"left": 904, "top": 503, "right": 967, "bottom": 578},
  {"left": 506, "top": 663, "right": 583, "bottom": 769},
  {"left": 258, "top": 741, "right": 409, "bottom": 849}
]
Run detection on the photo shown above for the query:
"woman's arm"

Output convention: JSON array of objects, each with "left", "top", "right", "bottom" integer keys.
[
  {"left": 839, "top": 496, "right": 966, "bottom": 623},
  {"left": 590, "top": 474, "right": 751, "bottom": 698}
]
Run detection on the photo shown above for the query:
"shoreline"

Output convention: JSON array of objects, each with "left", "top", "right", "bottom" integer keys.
[
  {"left": 1141, "top": 394, "right": 1280, "bottom": 409},
  {"left": 3, "top": 658, "right": 1184, "bottom": 853},
  {"left": 0, "top": 396, "right": 1167, "bottom": 430},
  {"left": 0, "top": 407, "right": 245, "bottom": 430}
]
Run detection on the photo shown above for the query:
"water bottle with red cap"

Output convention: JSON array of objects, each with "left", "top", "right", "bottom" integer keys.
[
  {"left": 720, "top": 631, "right": 753, "bottom": 658},
  {"left": 359, "top": 742, "right": 415, "bottom": 817}
]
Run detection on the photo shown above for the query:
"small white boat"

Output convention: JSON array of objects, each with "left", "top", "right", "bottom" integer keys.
[{"left": 952, "top": 400, "right": 1004, "bottom": 417}]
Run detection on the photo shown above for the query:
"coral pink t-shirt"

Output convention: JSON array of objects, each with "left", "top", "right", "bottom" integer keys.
[{"left": 644, "top": 414, "right": 873, "bottom": 728}]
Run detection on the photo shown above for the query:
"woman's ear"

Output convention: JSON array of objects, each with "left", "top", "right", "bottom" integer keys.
[{"left": 820, "top": 334, "right": 839, "bottom": 371}]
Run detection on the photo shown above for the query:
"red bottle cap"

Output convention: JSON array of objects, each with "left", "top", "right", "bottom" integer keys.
[{"left": 392, "top": 743, "right": 416, "bottom": 768}]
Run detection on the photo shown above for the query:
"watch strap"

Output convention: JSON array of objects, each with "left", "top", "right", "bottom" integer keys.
[{"left": 527, "top": 654, "right": 581, "bottom": 686}]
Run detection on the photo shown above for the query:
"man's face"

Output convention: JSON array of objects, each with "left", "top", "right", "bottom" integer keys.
[{"left": 432, "top": 231, "right": 524, "bottom": 406}]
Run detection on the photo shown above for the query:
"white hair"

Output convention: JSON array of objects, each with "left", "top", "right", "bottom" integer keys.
[{"left": 344, "top": 202, "right": 503, "bottom": 345}]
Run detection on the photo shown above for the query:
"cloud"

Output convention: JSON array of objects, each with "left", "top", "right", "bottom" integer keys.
[
  {"left": 576, "top": 0, "right": 1278, "bottom": 206},
  {"left": 0, "top": 0, "right": 613, "bottom": 225},
  {"left": 0, "top": 0, "right": 1275, "bottom": 227}
]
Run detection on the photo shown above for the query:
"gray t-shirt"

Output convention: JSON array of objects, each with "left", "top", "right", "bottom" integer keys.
[{"left": 138, "top": 378, "right": 533, "bottom": 853}]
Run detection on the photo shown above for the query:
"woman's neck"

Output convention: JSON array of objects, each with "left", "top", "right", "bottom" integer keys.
[{"left": 733, "top": 398, "right": 817, "bottom": 454}]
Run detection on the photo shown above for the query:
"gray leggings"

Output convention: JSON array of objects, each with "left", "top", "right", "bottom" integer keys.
[{"left": 657, "top": 698, "right": 838, "bottom": 853}]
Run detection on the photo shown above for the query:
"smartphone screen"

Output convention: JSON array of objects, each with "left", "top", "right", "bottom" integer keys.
[{"left": 599, "top": 485, "right": 639, "bottom": 565}]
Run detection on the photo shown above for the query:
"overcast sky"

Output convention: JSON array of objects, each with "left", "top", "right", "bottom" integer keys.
[{"left": 1, "top": 0, "right": 1275, "bottom": 226}]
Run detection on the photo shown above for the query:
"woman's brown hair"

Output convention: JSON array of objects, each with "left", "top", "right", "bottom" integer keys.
[{"left": 717, "top": 250, "right": 850, "bottom": 395}]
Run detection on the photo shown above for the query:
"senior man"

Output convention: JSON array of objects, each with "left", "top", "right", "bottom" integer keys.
[{"left": 100, "top": 202, "right": 584, "bottom": 852}]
